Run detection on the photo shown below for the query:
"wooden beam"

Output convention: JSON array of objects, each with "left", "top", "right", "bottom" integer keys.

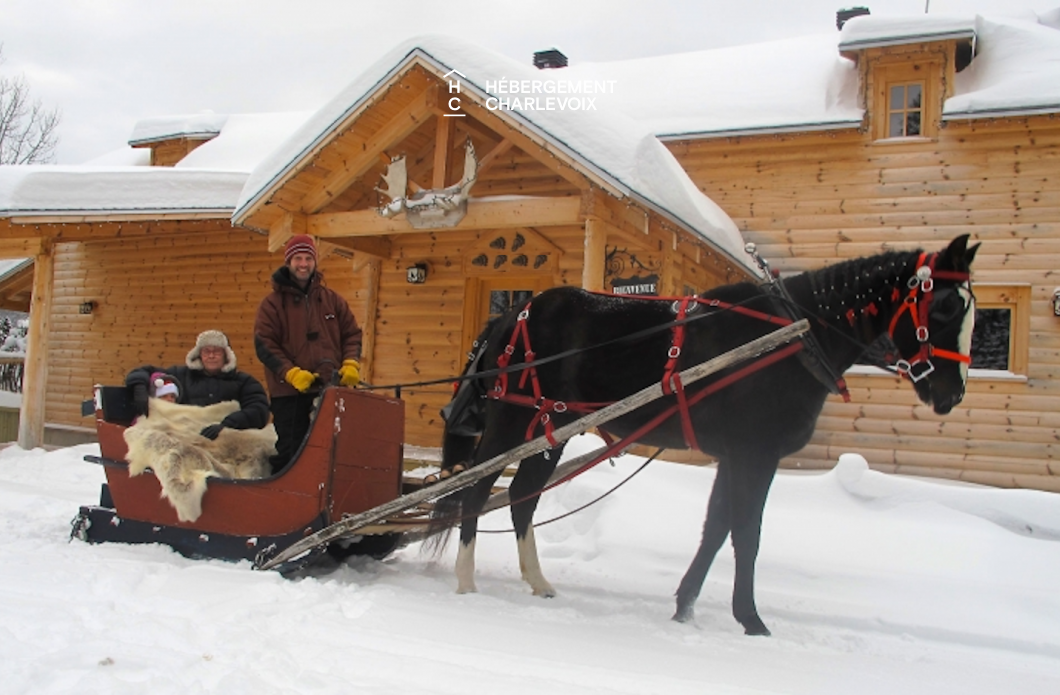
[
  {"left": 580, "top": 189, "right": 650, "bottom": 239},
  {"left": 301, "top": 88, "right": 435, "bottom": 214},
  {"left": 432, "top": 116, "right": 453, "bottom": 189},
  {"left": 321, "top": 235, "right": 392, "bottom": 258},
  {"left": 582, "top": 217, "right": 607, "bottom": 291},
  {"left": 0, "top": 238, "right": 44, "bottom": 258},
  {"left": 267, "top": 211, "right": 307, "bottom": 253},
  {"left": 476, "top": 138, "right": 514, "bottom": 178},
  {"left": 360, "top": 258, "right": 382, "bottom": 384},
  {"left": 18, "top": 240, "right": 54, "bottom": 449},
  {"left": 309, "top": 197, "right": 582, "bottom": 237}
]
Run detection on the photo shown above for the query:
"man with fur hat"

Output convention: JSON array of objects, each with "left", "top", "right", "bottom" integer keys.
[
  {"left": 125, "top": 330, "right": 270, "bottom": 439},
  {"left": 255, "top": 234, "right": 363, "bottom": 472}
]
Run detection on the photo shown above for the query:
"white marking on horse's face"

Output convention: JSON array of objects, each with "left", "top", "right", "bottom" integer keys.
[{"left": 957, "top": 285, "right": 975, "bottom": 384}]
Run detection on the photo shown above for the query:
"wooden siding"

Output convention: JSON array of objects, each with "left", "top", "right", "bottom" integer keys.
[
  {"left": 668, "top": 114, "right": 1060, "bottom": 491},
  {"left": 42, "top": 226, "right": 367, "bottom": 430}
]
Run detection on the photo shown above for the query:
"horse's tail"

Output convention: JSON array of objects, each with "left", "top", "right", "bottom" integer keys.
[{"left": 425, "top": 321, "right": 495, "bottom": 553}]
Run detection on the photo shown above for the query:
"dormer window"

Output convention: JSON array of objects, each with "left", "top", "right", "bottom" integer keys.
[
  {"left": 887, "top": 82, "right": 923, "bottom": 137},
  {"left": 871, "top": 59, "right": 940, "bottom": 141}
]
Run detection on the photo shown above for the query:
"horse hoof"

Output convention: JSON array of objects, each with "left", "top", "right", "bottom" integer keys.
[
  {"left": 532, "top": 587, "right": 556, "bottom": 598},
  {"left": 741, "top": 617, "right": 771, "bottom": 637},
  {"left": 672, "top": 605, "right": 695, "bottom": 623}
]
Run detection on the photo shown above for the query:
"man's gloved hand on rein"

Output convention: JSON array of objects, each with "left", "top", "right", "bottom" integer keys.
[
  {"left": 285, "top": 367, "right": 317, "bottom": 393},
  {"left": 338, "top": 359, "right": 361, "bottom": 387}
]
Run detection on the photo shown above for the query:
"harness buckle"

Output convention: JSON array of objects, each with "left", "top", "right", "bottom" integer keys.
[
  {"left": 907, "top": 275, "right": 921, "bottom": 289},
  {"left": 668, "top": 346, "right": 681, "bottom": 359},
  {"left": 916, "top": 326, "right": 930, "bottom": 342},
  {"left": 922, "top": 278, "right": 934, "bottom": 293},
  {"left": 897, "top": 358, "right": 935, "bottom": 383},
  {"left": 517, "top": 309, "right": 530, "bottom": 321},
  {"left": 553, "top": 401, "right": 567, "bottom": 413},
  {"left": 504, "top": 345, "right": 515, "bottom": 356}
]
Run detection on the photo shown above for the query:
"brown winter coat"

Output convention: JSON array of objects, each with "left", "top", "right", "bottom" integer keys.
[{"left": 254, "top": 267, "right": 362, "bottom": 398}]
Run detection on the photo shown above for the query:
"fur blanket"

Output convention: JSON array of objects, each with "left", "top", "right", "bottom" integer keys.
[{"left": 123, "top": 399, "right": 275, "bottom": 522}]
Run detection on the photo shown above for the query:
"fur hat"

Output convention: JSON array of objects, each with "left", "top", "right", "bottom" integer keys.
[
  {"left": 149, "top": 372, "right": 180, "bottom": 399},
  {"left": 186, "top": 330, "right": 237, "bottom": 372},
  {"left": 284, "top": 234, "right": 317, "bottom": 264}
]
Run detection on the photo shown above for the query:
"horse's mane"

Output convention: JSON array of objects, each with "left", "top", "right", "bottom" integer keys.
[{"left": 802, "top": 248, "right": 922, "bottom": 324}]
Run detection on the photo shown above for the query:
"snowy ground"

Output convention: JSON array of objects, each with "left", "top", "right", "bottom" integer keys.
[{"left": 2, "top": 436, "right": 1059, "bottom": 695}]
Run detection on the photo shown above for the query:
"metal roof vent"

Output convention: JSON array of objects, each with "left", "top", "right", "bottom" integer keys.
[
  {"left": 836, "top": 6, "right": 870, "bottom": 30},
  {"left": 533, "top": 48, "right": 568, "bottom": 70}
]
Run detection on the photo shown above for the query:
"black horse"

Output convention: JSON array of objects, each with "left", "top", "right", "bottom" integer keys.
[{"left": 431, "top": 235, "right": 979, "bottom": 636}]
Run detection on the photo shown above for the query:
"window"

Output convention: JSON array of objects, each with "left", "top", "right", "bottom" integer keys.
[
  {"left": 887, "top": 83, "right": 923, "bottom": 138},
  {"left": 969, "top": 284, "right": 1030, "bottom": 376},
  {"left": 871, "top": 58, "right": 941, "bottom": 141}
]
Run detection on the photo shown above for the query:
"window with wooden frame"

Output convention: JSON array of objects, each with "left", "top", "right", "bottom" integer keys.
[
  {"left": 871, "top": 59, "right": 941, "bottom": 141},
  {"left": 887, "top": 82, "right": 924, "bottom": 137},
  {"left": 969, "top": 284, "right": 1030, "bottom": 377}
]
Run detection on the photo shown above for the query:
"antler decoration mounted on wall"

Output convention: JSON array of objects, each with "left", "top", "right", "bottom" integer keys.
[{"left": 376, "top": 141, "right": 478, "bottom": 228}]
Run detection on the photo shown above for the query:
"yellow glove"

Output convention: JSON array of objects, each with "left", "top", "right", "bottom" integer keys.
[
  {"left": 339, "top": 359, "right": 361, "bottom": 387},
  {"left": 285, "top": 367, "right": 317, "bottom": 393}
]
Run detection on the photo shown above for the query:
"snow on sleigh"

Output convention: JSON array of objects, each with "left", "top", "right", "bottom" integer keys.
[{"left": 72, "top": 385, "right": 409, "bottom": 570}]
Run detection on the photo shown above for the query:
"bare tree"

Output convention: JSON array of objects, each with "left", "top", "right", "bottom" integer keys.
[{"left": 0, "top": 45, "right": 61, "bottom": 164}]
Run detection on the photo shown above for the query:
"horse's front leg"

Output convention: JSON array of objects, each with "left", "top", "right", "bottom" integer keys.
[
  {"left": 727, "top": 455, "right": 779, "bottom": 636},
  {"left": 674, "top": 460, "right": 732, "bottom": 622},
  {"left": 509, "top": 449, "right": 560, "bottom": 597}
]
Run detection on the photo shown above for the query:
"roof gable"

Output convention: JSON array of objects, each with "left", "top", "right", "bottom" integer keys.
[{"left": 233, "top": 36, "right": 752, "bottom": 272}]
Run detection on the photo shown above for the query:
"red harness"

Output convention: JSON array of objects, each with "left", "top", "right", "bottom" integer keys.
[{"left": 489, "top": 295, "right": 801, "bottom": 448}]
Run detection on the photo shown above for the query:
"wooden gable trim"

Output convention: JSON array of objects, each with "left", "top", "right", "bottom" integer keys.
[
  {"left": 299, "top": 86, "right": 436, "bottom": 215},
  {"left": 308, "top": 196, "right": 582, "bottom": 237}
]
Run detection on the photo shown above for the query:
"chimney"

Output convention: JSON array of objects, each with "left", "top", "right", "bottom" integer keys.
[
  {"left": 533, "top": 48, "right": 568, "bottom": 70},
  {"left": 836, "top": 6, "right": 870, "bottom": 30}
]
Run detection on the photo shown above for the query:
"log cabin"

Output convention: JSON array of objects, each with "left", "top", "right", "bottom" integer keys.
[{"left": 1, "top": 8, "right": 1058, "bottom": 491}]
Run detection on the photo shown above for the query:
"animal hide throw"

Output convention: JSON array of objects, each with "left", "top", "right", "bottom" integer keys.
[{"left": 123, "top": 399, "right": 275, "bottom": 522}]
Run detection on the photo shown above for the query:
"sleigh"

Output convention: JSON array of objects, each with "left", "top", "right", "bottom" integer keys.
[{"left": 72, "top": 385, "right": 409, "bottom": 569}]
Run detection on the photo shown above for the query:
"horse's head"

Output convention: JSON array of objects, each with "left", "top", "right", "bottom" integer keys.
[{"left": 889, "top": 235, "right": 980, "bottom": 414}]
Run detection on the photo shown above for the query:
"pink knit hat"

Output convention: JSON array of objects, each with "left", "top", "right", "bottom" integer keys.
[
  {"left": 284, "top": 234, "right": 317, "bottom": 264},
  {"left": 150, "top": 372, "right": 180, "bottom": 399}
]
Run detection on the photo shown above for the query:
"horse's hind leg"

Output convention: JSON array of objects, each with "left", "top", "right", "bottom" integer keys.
[
  {"left": 674, "top": 460, "right": 732, "bottom": 623},
  {"left": 727, "top": 454, "right": 778, "bottom": 636},
  {"left": 509, "top": 449, "right": 561, "bottom": 597}
]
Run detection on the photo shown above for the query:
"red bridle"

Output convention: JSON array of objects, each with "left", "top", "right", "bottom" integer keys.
[{"left": 887, "top": 252, "right": 972, "bottom": 382}]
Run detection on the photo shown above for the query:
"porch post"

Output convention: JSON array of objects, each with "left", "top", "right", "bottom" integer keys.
[
  {"left": 18, "top": 240, "right": 54, "bottom": 449},
  {"left": 582, "top": 217, "right": 606, "bottom": 292}
]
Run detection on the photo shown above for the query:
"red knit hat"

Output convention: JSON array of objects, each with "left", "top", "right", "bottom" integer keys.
[{"left": 284, "top": 235, "right": 317, "bottom": 264}]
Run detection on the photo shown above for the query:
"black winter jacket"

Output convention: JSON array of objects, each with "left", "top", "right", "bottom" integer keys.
[{"left": 125, "top": 365, "right": 270, "bottom": 430}]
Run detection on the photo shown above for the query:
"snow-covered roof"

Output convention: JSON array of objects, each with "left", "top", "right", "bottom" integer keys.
[
  {"left": 554, "top": 34, "right": 862, "bottom": 140},
  {"left": 0, "top": 166, "right": 247, "bottom": 217},
  {"left": 0, "top": 258, "right": 32, "bottom": 280},
  {"left": 557, "top": 12, "right": 1060, "bottom": 140},
  {"left": 235, "top": 35, "right": 754, "bottom": 272},
  {"left": 946, "top": 14, "right": 1060, "bottom": 118},
  {"left": 128, "top": 112, "right": 229, "bottom": 146},
  {"left": 0, "top": 112, "right": 310, "bottom": 218},
  {"left": 838, "top": 14, "right": 977, "bottom": 50}
]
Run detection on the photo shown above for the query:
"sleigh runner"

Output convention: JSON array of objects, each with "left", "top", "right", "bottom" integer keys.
[{"left": 72, "top": 319, "right": 811, "bottom": 572}]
